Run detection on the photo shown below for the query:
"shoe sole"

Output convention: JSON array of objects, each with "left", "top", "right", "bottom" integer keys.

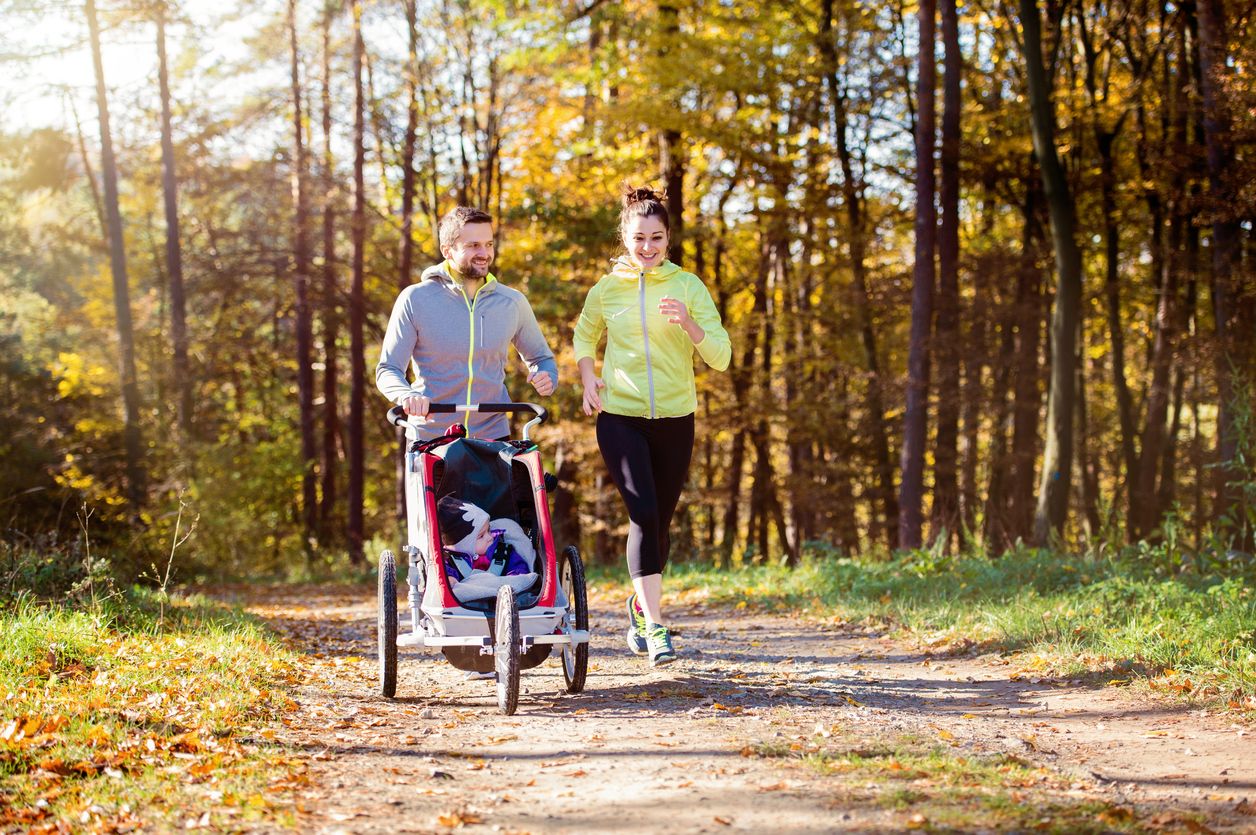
[{"left": 650, "top": 654, "right": 677, "bottom": 666}]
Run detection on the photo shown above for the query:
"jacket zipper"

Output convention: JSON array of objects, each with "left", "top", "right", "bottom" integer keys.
[
  {"left": 459, "top": 282, "right": 481, "bottom": 429},
  {"left": 638, "top": 270, "right": 656, "bottom": 418}
]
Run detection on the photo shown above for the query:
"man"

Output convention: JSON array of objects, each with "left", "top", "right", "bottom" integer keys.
[{"left": 376, "top": 207, "right": 557, "bottom": 440}]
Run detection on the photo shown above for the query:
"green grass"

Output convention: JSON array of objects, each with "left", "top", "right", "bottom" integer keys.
[
  {"left": 0, "top": 588, "right": 304, "bottom": 831},
  {"left": 590, "top": 547, "right": 1256, "bottom": 703}
]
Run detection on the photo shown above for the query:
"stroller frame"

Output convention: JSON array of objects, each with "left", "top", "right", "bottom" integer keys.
[{"left": 377, "top": 402, "right": 590, "bottom": 714}]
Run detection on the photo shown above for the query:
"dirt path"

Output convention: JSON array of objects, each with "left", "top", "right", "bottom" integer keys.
[{"left": 235, "top": 584, "right": 1256, "bottom": 834}]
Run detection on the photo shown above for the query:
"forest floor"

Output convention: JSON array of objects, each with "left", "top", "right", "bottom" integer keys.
[{"left": 232, "top": 582, "right": 1256, "bottom": 834}]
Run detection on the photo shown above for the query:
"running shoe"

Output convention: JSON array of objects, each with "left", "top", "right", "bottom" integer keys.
[
  {"left": 645, "top": 623, "right": 676, "bottom": 666},
  {"left": 625, "top": 593, "right": 649, "bottom": 655}
]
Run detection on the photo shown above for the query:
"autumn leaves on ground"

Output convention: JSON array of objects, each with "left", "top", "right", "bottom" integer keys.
[{"left": 3, "top": 559, "right": 1256, "bottom": 834}]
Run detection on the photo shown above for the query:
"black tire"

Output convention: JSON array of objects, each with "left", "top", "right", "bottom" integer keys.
[
  {"left": 560, "top": 546, "right": 589, "bottom": 693},
  {"left": 495, "top": 584, "right": 520, "bottom": 715},
  {"left": 378, "top": 550, "right": 398, "bottom": 698}
]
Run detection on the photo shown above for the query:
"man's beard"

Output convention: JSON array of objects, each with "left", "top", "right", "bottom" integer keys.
[{"left": 457, "top": 257, "right": 491, "bottom": 279}]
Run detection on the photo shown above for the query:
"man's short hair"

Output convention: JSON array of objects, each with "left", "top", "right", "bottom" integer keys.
[{"left": 438, "top": 207, "right": 493, "bottom": 250}]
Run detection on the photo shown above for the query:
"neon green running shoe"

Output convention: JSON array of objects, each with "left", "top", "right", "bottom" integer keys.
[
  {"left": 645, "top": 622, "right": 676, "bottom": 666},
  {"left": 625, "top": 594, "right": 648, "bottom": 655}
]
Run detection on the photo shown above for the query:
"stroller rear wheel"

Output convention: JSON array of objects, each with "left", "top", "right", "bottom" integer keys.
[
  {"left": 495, "top": 584, "right": 520, "bottom": 715},
  {"left": 560, "top": 546, "right": 588, "bottom": 693},
  {"left": 377, "top": 550, "right": 398, "bottom": 698}
]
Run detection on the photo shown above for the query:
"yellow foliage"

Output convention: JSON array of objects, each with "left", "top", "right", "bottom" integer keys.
[{"left": 51, "top": 352, "right": 110, "bottom": 399}]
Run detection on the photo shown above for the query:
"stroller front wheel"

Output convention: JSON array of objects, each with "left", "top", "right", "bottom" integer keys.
[
  {"left": 378, "top": 550, "right": 398, "bottom": 698},
  {"left": 495, "top": 584, "right": 520, "bottom": 715}
]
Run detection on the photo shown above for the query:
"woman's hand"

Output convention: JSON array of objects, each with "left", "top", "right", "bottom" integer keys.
[
  {"left": 658, "top": 296, "right": 692, "bottom": 326},
  {"left": 659, "top": 296, "right": 705, "bottom": 344},
  {"left": 581, "top": 376, "right": 605, "bottom": 416}
]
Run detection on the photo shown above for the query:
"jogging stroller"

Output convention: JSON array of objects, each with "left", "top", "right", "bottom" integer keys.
[{"left": 377, "top": 402, "right": 591, "bottom": 715}]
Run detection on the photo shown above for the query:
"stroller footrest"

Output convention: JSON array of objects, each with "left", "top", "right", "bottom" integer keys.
[
  {"left": 529, "top": 630, "right": 591, "bottom": 646},
  {"left": 399, "top": 634, "right": 493, "bottom": 649}
]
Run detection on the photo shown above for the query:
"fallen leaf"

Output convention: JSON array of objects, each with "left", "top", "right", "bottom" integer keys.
[
  {"left": 1097, "top": 807, "right": 1135, "bottom": 825},
  {"left": 437, "top": 810, "right": 483, "bottom": 828},
  {"left": 713, "top": 816, "right": 732, "bottom": 826}
]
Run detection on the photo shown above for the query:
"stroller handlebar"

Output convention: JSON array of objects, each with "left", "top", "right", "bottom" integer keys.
[{"left": 386, "top": 402, "right": 549, "bottom": 430}]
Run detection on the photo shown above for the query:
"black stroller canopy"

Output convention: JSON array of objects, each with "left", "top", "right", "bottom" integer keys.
[{"left": 436, "top": 438, "right": 524, "bottom": 522}]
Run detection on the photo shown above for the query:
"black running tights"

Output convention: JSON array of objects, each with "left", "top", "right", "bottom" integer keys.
[{"left": 596, "top": 411, "right": 695, "bottom": 579}]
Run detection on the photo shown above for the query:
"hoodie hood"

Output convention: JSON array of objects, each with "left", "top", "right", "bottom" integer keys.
[{"left": 608, "top": 256, "right": 683, "bottom": 281}]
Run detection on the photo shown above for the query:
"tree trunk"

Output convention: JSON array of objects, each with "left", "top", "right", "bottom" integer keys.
[
  {"left": 820, "top": 0, "right": 898, "bottom": 549},
  {"left": 1021, "top": 0, "right": 1084, "bottom": 545},
  {"left": 657, "top": 1, "right": 684, "bottom": 265},
  {"left": 931, "top": 0, "right": 962, "bottom": 550},
  {"left": 1195, "top": 0, "right": 1244, "bottom": 523},
  {"left": 155, "top": 3, "right": 191, "bottom": 439},
  {"left": 1009, "top": 209, "right": 1044, "bottom": 542},
  {"left": 986, "top": 180, "right": 1041, "bottom": 549},
  {"left": 86, "top": 0, "right": 146, "bottom": 507},
  {"left": 959, "top": 270, "right": 987, "bottom": 538},
  {"left": 720, "top": 428, "right": 747, "bottom": 561},
  {"left": 319, "top": 0, "right": 339, "bottom": 533},
  {"left": 1160, "top": 250, "right": 1200, "bottom": 518},
  {"left": 1076, "top": 316, "right": 1102, "bottom": 536},
  {"left": 1130, "top": 221, "right": 1182, "bottom": 539},
  {"left": 899, "top": 0, "right": 936, "bottom": 550},
  {"left": 347, "top": 0, "right": 367, "bottom": 564},
  {"left": 288, "top": 0, "right": 318, "bottom": 547},
  {"left": 396, "top": 0, "right": 421, "bottom": 533},
  {"left": 721, "top": 230, "right": 770, "bottom": 562},
  {"left": 1097, "top": 131, "right": 1138, "bottom": 500}
]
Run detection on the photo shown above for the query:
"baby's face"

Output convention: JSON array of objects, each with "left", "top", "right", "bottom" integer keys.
[{"left": 473, "top": 520, "right": 494, "bottom": 554}]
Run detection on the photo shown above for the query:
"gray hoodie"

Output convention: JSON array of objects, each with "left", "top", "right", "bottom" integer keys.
[{"left": 375, "top": 262, "right": 558, "bottom": 440}]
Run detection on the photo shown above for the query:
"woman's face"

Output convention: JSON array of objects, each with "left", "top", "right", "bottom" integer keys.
[{"left": 623, "top": 214, "right": 668, "bottom": 270}]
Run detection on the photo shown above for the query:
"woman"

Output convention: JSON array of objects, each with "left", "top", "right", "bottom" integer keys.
[{"left": 573, "top": 186, "right": 731, "bottom": 666}]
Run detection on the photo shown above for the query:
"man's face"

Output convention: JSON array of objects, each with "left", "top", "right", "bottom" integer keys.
[{"left": 441, "top": 221, "right": 495, "bottom": 279}]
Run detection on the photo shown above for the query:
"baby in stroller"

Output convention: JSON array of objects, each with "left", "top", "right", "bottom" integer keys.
[{"left": 436, "top": 496, "right": 538, "bottom": 604}]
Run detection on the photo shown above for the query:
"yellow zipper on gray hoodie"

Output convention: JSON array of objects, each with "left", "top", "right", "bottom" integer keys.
[{"left": 457, "top": 283, "right": 482, "bottom": 430}]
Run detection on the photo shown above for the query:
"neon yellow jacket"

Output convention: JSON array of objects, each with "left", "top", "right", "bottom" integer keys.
[{"left": 573, "top": 258, "right": 731, "bottom": 418}]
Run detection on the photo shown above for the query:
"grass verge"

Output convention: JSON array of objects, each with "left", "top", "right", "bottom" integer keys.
[{"left": 0, "top": 588, "right": 305, "bottom": 832}]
